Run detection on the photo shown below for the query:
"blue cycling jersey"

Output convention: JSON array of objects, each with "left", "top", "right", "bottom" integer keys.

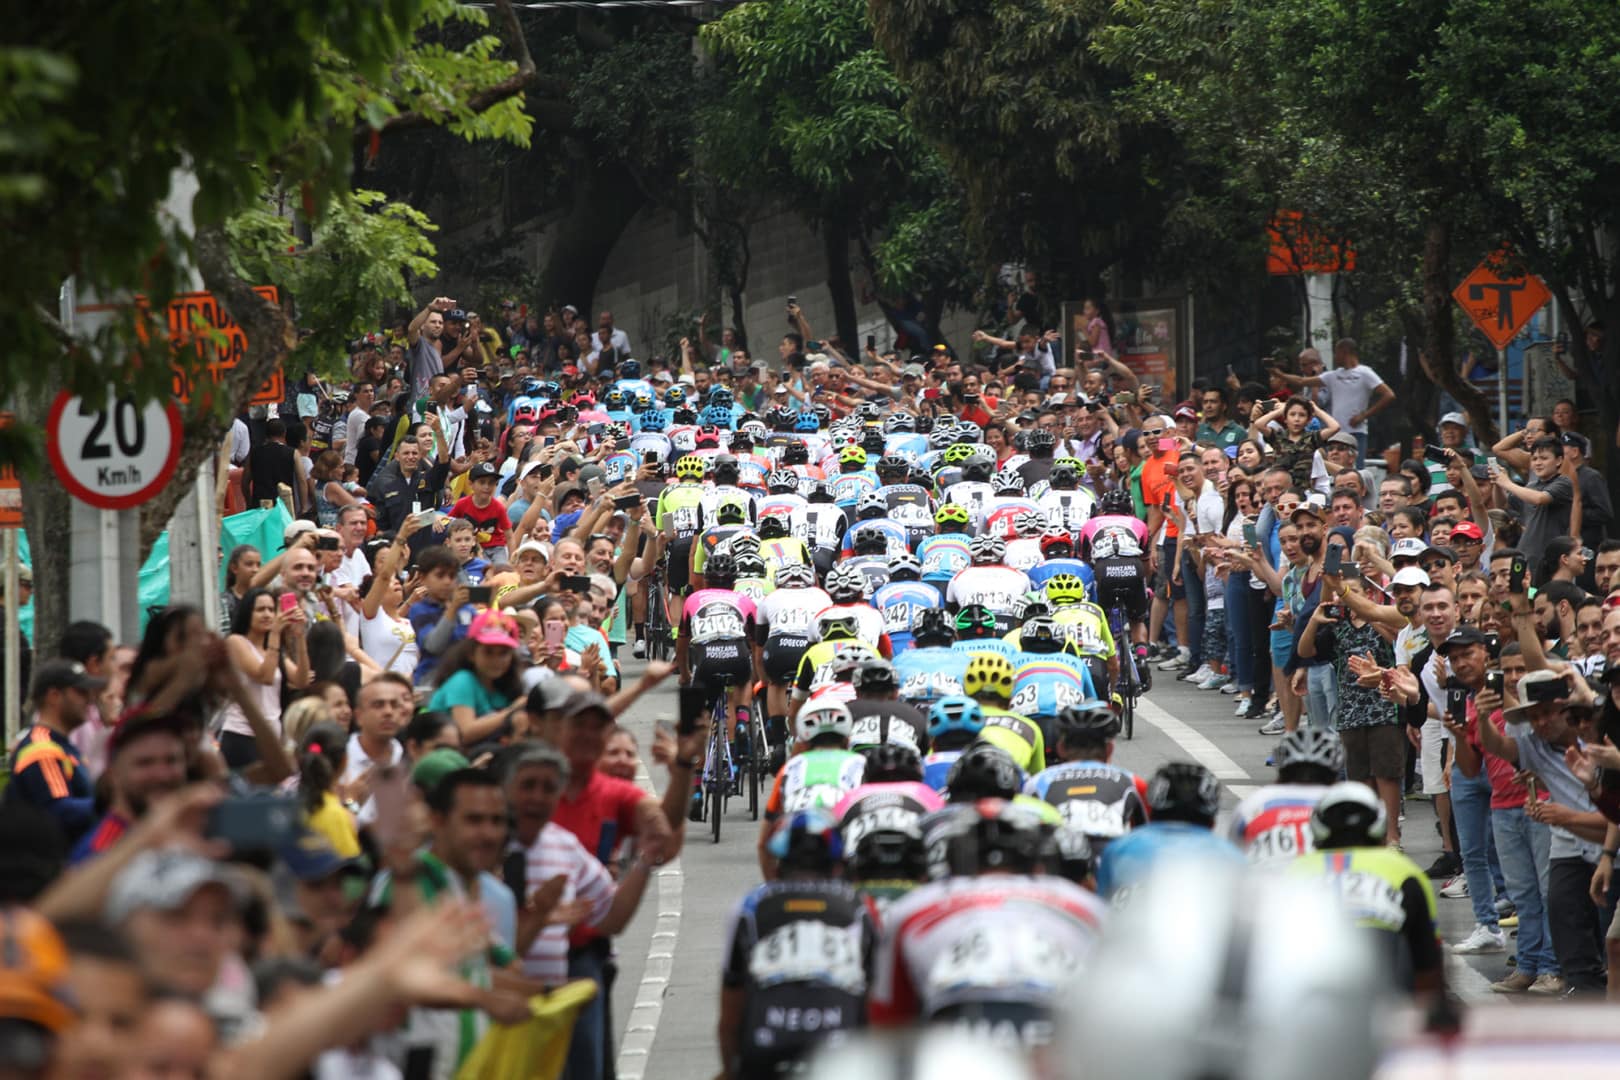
[
  {"left": 840, "top": 519, "right": 912, "bottom": 559},
  {"left": 831, "top": 472, "right": 879, "bottom": 508},
  {"left": 894, "top": 647, "right": 968, "bottom": 705},
  {"left": 921, "top": 749, "right": 965, "bottom": 794},
  {"left": 873, "top": 581, "right": 943, "bottom": 655},
  {"left": 1026, "top": 558, "right": 1097, "bottom": 597},
  {"left": 916, "top": 535, "right": 972, "bottom": 584},
  {"left": 1095, "top": 822, "right": 1243, "bottom": 900},
  {"left": 1010, "top": 653, "right": 1096, "bottom": 716},
  {"left": 950, "top": 638, "right": 1019, "bottom": 662}
]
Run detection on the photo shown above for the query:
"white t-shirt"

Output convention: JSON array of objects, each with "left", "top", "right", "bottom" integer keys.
[
  {"left": 358, "top": 609, "right": 418, "bottom": 676},
  {"left": 1191, "top": 485, "right": 1225, "bottom": 608},
  {"left": 1319, "top": 365, "right": 1385, "bottom": 434},
  {"left": 342, "top": 733, "right": 404, "bottom": 826},
  {"left": 343, "top": 407, "right": 370, "bottom": 465}
]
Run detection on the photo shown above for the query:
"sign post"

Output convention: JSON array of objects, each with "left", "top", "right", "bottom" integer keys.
[{"left": 1452, "top": 257, "right": 1550, "bottom": 435}]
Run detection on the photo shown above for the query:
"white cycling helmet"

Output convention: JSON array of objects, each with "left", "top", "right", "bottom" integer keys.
[
  {"left": 825, "top": 562, "right": 870, "bottom": 602},
  {"left": 774, "top": 562, "right": 816, "bottom": 589},
  {"left": 796, "top": 698, "right": 854, "bottom": 743}
]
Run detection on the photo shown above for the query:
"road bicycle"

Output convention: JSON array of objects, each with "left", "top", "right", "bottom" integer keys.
[{"left": 1105, "top": 602, "right": 1142, "bottom": 741}]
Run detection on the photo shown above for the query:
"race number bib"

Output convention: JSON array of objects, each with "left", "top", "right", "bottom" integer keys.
[
  {"left": 693, "top": 609, "right": 746, "bottom": 642},
  {"left": 785, "top": 782, "right": 846, "bottom": 814},
  {"left": 849, "top": 715, "right": 920, "bottom": 751},
  {"left": 926, "top": 930, "right": 1077, "bottom": 996},
  {"left": 770, "top": 607, "right": 814, "bottom": 634},
  {"left": 749, "top": 921, "right": 866, "bottom": 995},
  {"left": 901, "top": 670, "right": 962, "bottom": 703},
  {"left": 842, "top": 804, "right": 921, "bottom": 848},
  {"left": 1058, "top": 796, "right": 1129, "bottom": 839}
]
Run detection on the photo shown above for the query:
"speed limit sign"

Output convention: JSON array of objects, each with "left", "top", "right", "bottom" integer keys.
[{"left": 46, "top": 389, "right": 182, "bottom": 510}]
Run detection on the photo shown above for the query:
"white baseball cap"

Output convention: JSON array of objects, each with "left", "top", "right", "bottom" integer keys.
[
  {"left": 1390, "top": 537, "right": 1429, "bottom": 560},
  {"left": 1390, "top": 566, "right": 1431, "bottom": 588}
]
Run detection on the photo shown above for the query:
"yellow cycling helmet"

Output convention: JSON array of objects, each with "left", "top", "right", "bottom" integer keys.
[
  {"left": 838, "top": 445, "right": 868, "bottom": 467},
  {"left": 1053, "top": 456, "right": 1084, "bottom": 472},
  {"left": 942, "top": 444, "right": 976, "bottom": 465},
  {"left": 674, "top": 454, "right": 706, "bottom": 480},
  {"left": 963, "top": 653, "right": 1016, "bottom": 703},
  {"left": 935, "top": 502, "right": 971, "bottom": 526},
  {"left": 1044, "top": 573, "right": 1088, "bottom": 606}
]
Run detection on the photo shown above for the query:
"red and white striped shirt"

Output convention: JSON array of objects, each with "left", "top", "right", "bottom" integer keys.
[{"left": 519, "top": 822, "right": 615, "bottom": 984}]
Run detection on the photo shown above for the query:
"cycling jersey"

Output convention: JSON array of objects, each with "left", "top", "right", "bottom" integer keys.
[
  {"left": 977, "top": 707, "right": 1046, "bottom": 774},
  {"left": 794, "top": 638, "right": 882, "bottom": 697},
  {"left": 656, "top": 481, "right": 707, "bottom": 539},
  {"left": 1023, "top": 761, "right": 1149, "bottom": 849},
  {"left": 833, "top": 782, "right": 944, "bottom": 851},
  {"left": 893, "top": 647, "right": 969, "bottom": 707},
  {"left": 942, "top": 481, "right": 996, "bottom": 527},
  {"left": 813, "top": 602, "right": 887, "bottom": 654},
  {"left": 831, "top": 472, "right": 879, "bottom": 509},
  {"left": 1080, "top": 513, "right": 1148, "bottom": 560},
  {"left": 758, "top": 586, "right": 831, "bottom": 682},
  {"left": 1003, "top": 538, "right": 1043, "bottom": 573},
  {"left": 733, "top": 574, "right": 775, "bottom": 605},
  {"left": 1025, "top": 558, "right": 1097, "bottom": 596},
  {"left": 916, "top": 536, "right": 972, "bottom": 588},
  {"left": 1052, "top": 602, "right": 1116, "bottom": 660},
  {"left": 846, "top": 699, "right": 930, "bottom": 753},
  {"left": 758, "top": 535, "right": 813, "bottom": 572},
  {"left": 1225, "top": 784, "right": 1330, "bottom": 864},
  {"left": 982, "top": 498, "right": 1043, "bottom": 539},
  {"left": 920, "top": 749, "right": 964, "bottom": 794},
  {"left": 1095, "top": 822, "right": 1242, "bottom": 902},
  {"left": 839, "top": 519, "right": 911, "bottom": 559},
  {"left": 869, "top": 875, "right": 1106, "bottom": 1047},
  {"left": 599, "top": 450, "right": 640, "bottom": 485},
  {"left": 701, "top": 484, "right": 757, "bottom": 524},
  {"left": 802, "top": 505, "right": 850, "bottom": 569},
  {"left": 949, "top": 638, "right": 1019, "bottom": 663},
  {"left": 613, "top": 377, "right": 656, "bottom": 402},
  {"left": 871, "top": 580, "right": 943, "bottom": 655},
  {"left": 881, "top": 486, "right": 935, "bottom": 548},
  {"left": 756, "top": 492, "right": 810, "bottom": 534},
  {"left": 1009, "top": 655, "right": 1097, "bottom": 718},
  {"left": 763, "top": 748, "right": 867, "bottom": 820},
  {"left": 1287, "top": 846, "right": 1442, "bottom": 990},
  {"left": 681, "top": 588, "right": 758, "bottom": 685},
  {"left": 692, "top": 524, "right": 753, "bottom": 576},
  {"left": 945, "top": 565, "right": 1031, "bottom": 633},
  {"left": 883, "top": 434, "right": 930, "bottom": 461},
  {"left": 841, "top": 554, "right": 892, "bottom": 595},
  {"left": 1037, "top": 489, "right": 1096, "bottom": 532}
]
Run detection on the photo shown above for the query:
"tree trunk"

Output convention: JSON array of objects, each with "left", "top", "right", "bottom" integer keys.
[
  {"left": 534, "top": 150, "right": 645, "bottom": 319},
  {"left": 822, "top": 221, "right": 859, "bottom": 350},
  {"left": 17, "top": 379, "right": 71, "bottom": 658},
  {"left": 1419, "top": 219, "right": 1499, "bottom": 445}
]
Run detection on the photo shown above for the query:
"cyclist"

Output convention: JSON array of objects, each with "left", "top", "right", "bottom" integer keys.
[
  {"left": 691, "top": 501, "right": 756, "bottom": 591},
  {"left": 874, "top": 455, "right": 934, "bottom": 548},
  {"left": 944, "top": 742, "right": 1024, "bottom": 803},
  {"left": 702, "top": 454, "right": 758, "bottom": 524},
  {"left": 1227, "top": 728, "right": 1343, "bottom": 863},
  {"left": 950, "top": 604, "right": 1019, "bottom": 662},
  {"left": 841, "top": 493, "right": 910, "bottom": 559},
  {"left": 1043, "top": 573, "right": 1119, "bottom": 698},
  {"left": 960, "top": 653, "right": 1046, "bottom": 774},
  {"left": 730, "top": 551, "right": 776, "bottom": 606},
  {"left": 756, "top": 514, "right": 813, "bottom": 573},
  {"left": 1035, "top": 457, "right": 1096, "bottom": 531},
  {"left": 1025, "top": 528, "right": 1097, "bottom": 597},
  {"left": 893, "top": 609, "right": 970, "bottom": 707},
  {"left": 678, "top": 551, "right": 763, "bottom": 777},
  {"left": 802, "top": 481, "right": 850, "bottom": 574},
  {"left": 868, "top": 799, "right": 1107, "bottom": 1049},
  {"left": 1095, "top": 762, "right": 1241, "bottom": 902},
  {"left": 917, "top": 504, "right": 974, "bottom": 600},
  {"left": 759, "top": 561, "right": 831, "bottom": 761},
  {"left": 819, "top": 563, "right": 887, "bottom": 650},
  {"left": 1289, "top": 781, "right": 1443, "bottom": 993},
  {"left": 835, "top": 744, "right": 944, "bottom": 887},
  {"left": 982, "top": 471, "right": 1042, "bottom": 539},
  {"left": 941, "top": 454, "right": 997, "bottom": 526},
  {"left": 872, "top": 553, "right": 942, "bottom": 656},
  {"left": 1082, "top": 487, "right": 1152, "bottom": 678},
  {"left": 844, "top": 819, "right": 930, "bottom": 925},
  {"left": 920, "top": 695, "right": 985, "bottom": 794},
  {"left": 995, "top": 511, "right": 1046, "bottom": 574},
  {"left": 946, "top": 535, "right": 1030, "bottom": 634},
  {"left": 842, "top": 524, "right": 896, "bottom": 596},
  {"left": 657, "top": 453, "right": 710, "bottom": 608},
  {"left": 1025, "top": 703, "right": 1148, "bottom": 854},
  {"left": 847, "top": 659, "right": 929, "bottom": 753},
  {"left": 722, "top": 808, "right": 875, "bottom": 1080},
  {"left": 759, "top": 699, "right": 867, "bottom": 878},
  {"left": 831, "top": 446, "right": 879, "bottom": 509},
  {"left": 1009, "top": 616, "right": 1100, "bottom": 752},
  {"left": 757, "top": 472, "right": 811, "bottom": 545},
  {"left": 793, "top": 610, "right": 883, "bottom": 708}
]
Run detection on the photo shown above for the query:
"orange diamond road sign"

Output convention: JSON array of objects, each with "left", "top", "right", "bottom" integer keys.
[
  {"left": 1452, "top": 259, "right": 1551, "bottom": 351},
  {"left": 135, "top": 286, "right": 284, "bottom": 407},
  {"left": 0, "top": 413, "right": 19, "bottom": 529}
]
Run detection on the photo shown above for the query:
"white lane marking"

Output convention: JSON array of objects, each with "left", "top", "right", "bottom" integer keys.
[
  {"left": 1225, "top": 784, "right": 1258, "bottom": 799},
  {"left": 617, "top": 767, "right": 684, "bottom": 1080},
  {"left": 1135, "top": 696, "right": 1252, "bottom": 780},
  {"left": 1445, "top": 950, "right": 1499, "bottom": 1004}
]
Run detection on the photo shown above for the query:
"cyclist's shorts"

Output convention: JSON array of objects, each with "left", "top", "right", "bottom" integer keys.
[
  {"left": 763, "top": 636, "right": 810, "bottom": 684},
  {"left": 668, "top": 539, "right": 694, "bottom": 593},
  {"left": 1094, "top": 556, "right": 1148, "bottom": 621},
  {"left": 931, "top": 1001, "right": 1055, "bottom": 1049},
  {"left": 694, "top": 641, "right": 752, "bottom": 686}
]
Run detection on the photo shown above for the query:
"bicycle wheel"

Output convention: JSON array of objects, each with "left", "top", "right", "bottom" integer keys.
[
  {"left": 710, "top": 695, "right": 729, "bottom": 843},
  {"left": 647, "top": 578, "right": 670, "bottom": 662},
  {"left": 748, "top": 709, "right": 766, "bottom": 821}
]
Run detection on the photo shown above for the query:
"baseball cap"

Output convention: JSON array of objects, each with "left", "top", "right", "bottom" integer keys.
[
  {"left": 1173, "top": 402, "right": 1198, "bottom": 421},
  {"left": 276, "top": 831, "right": 366, "bottom": 882},
  {"left": 1437, "top": 625, "right": 1487, "bottom": 654},
  {"left": 902, "top": 364, "right": 926, "bottom": 379},
  {"left": 411, "top": 748, "right": 473, "bottom": 795},
  {"left": 1438, "top": 411, "right": 1467, "bottom": 428},
  {"left": 578, "top": 463, "right": 607, "bottom": 488},
  {"left": 105, "top": 849, "right": 246, "bottom": 925},
  {"left": 468, "top": 461, "right": 499, "bottom": 482},
  {"left": 512, "top": 539, "right": 548, "bottom": 562},
  {"left": 1119, "top": 428, "right": 1142, "bottom": 454},
  {"left": 562, "top": 304, "right": 579, "bottom": 315},
  {"left": 467, "top": 609, "right": 521, "bottom": 649},
  {"left": 931, "top": 343, "right": 949, "bottom": 353},
  {"left": 1390, "top": 566, "right": 1431, "bottom": 588},
  {"left": 28, "top": 659, "right": 107, "bottom": 701},
  {"left": 1450, "top": 520, "right": 1485, "bottom": 542},
  {"left": 1390, "top": 537, "right": 1429, "bottom": 560},
  {"left": 0, "top": 907, "right": 73, "bottom": 1053},
  {"left": 518, "top": 459, "right": 547, "bottom": 482},
  {"left": 284, "top": 519, "right": 318, "bottom": 544},
  {"left": 1325, "top": 430, "right": 1358, "bottom": 448},
  {"left": 1560, "top": 430, "right": 1591, "bottom": 456},
  {"left": 561, "top": 365, "right": 580, "bottom": 377},
  {"left": 1290, "top": 495, "right": 1329, "bottom": 522},
  {"left": 1422, "top": 544, "right": 1458, "bottom": 566},
  {"left": 561, "top": 690, "right": 615, "bottom": 726},
  {"left": 1503, "top": 669, "right": 1571, "bottom": 719}
]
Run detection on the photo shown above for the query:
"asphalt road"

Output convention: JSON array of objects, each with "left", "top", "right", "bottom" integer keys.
[{"left": 602, "top": 659, "right": 1521, "bottom": 1080}]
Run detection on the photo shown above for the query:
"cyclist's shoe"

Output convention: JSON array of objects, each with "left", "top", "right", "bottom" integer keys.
[
  {"left": 1136, "top": 661, "right": 1152, "bottom": 694},
  {"left": 1109, "top": 692, "right": 1124, "bottom": 713},
  {"left": 633, "top": 638, "right": 647, "bottom": 659},
  {"left": 688, "top": 789, "right": 704, "bottom": 822},
  {"left": 769, "top": 745, "right": 788, "bottom": 772}
]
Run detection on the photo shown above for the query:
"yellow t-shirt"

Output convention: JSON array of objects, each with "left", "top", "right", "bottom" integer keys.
[{"left": 307, "top": 790, "right": 361, "bottom": 856}]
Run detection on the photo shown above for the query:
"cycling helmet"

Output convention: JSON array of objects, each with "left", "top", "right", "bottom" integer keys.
[
  {"left": 618, "top": 359, "right": 642, "bottom": 379},
  {"left": 767, "top": 406, "right": 797, "bottom": 431},
  {"left": 856, "top": 492, "right": 889, "bottom": 520},
  {"left": 796, "top": 697, "right": 854, "bottom": 743},
  {"left": 962, "top": 654, "right": 1015, "bottom": 703},
  {"left": 711, "top": 454, "right": 741, "bottom": 485},
  {"left": 1019, "top": 613, "right": 1063, "bottom": 653},
  {"left": 700, "top": 404, "right": 734, "bottom": 428},
  {"left": 861, "top": 741, "right": 922, "bottom": 783},
  {"left": 852, "top": 658, "right": 898, "bottom": 696},
  {"left": 934, "top": 503, "right": 971, "bottom": 528},
  {"left": 1275, "top": 728, "right": 1346, "bottom": 780},
  {"left": 1309, "top": 781, "right": 1387, "bottom": 847},
  {"left": 912, "top": 608, "right": 955, "bottom": 648},
  {"left": 856, "top": 431, "right": 884, "bottom": 457},
  {"left": 519, "top": 376, "right": 543, "bottom": 395},
  {"left": 766, "top": 469, "right": 798, "bottom": 494},
  {"left": 1044, "top": 573, "right": 1087, "bottom": 607},
  {"left": 855, "top": 402, "right": 883, "bottom": 424},
  {"left": 852, "top": 524, "right": 888, "bottom": 556},
  {"left": 968, "top": 534, "right": 1005, "bottom": 565},
  {"left": 605, "top": 389, "right": 627, "bottom": 409},
  {"left": 704, "top": 552, "right": 737, "bottom": 586},
  {"left": 1047, "top": 462, "right": 1080, "bottom": 490},
  {"left": 740, "top": 419, "right": 768, "bottom": 443},
  {"left": 946, "top": 745, "right": 1021, "bottom": 802},
  {"left": 816, "top": 610, "right": 863, "bottom": 641},
  {"left": 732, "top": 552, "right": 768, "bottom": 579},
  {"left": 637, "top": 409, "right": 668, "bottom": 432},
  {"left": 875, "top": 455, "right": 910, "bottom": 481},
  {"left": 795, "top": 411, "right": 821, "bottom": 433},
  {"left": 1053, "top": 700, "right": 1121, "bottom": 746},
  {"left": 884, "top": 413, "right": 915, "bottom": 434},
  {"left": 929, "top": 427, "right": 956, "bottom": 450},
  {"left": 767, "top": 807, "right": 844, "bottom": 873},
  {"left": 848, "top": 820, "right": 928, "bottom": 882},
  {"left": 781, "top": 441, "right": 810, "bottom": 465},
  {"left": 536, "top": 380, "right": 561, "bottom": 399},
  {"left": 960, "top": 456, "right": 993, "bottom": 483},
  {"left": 1146, "top": 762, "right": 1221, "bottom": 827},
  {"left": 1044, "top": 821, "right": 1095, "bottom": 884},
  {"left": 674, "top": 454, "right": 705, "bottom": 480},
  {"left": 671, "top": 406, "right": 698, "bottom": 425},
  {"left": 838, "top": 445, "right": 869, "bottom": 469},
  {"left": 1026, "top": 428, "right": 1056, "bottom": 451},
  {"left": 825, "top": 563, "right": 869, "bottom": 603},
  {"left": 708, "top": 387, "right": 734, "bottom": 409},
  {"left": 927, "top": 695, "right": 985, "bottom": 740},
  {"left": 1040, "top": 529, "right": 1074, "bottom": 557},
  {"left": 806, "top": 480, "right": 836, "bottom": 504},
  {"left": 634, "top": 392, "right": 654, "bottom": 412},
  {"left": 726, "top": 532, "right": 761, "bottom": 555},
  {"left": 715, "top": 501, "right": 747, "bottom": 525},
  {"left": 941, "top": 444, "right": 976, "bottom": 466},
  {"left": 1098, "top": 488, "right": 1135, "bottom": 516},
  {"left": 1011, "top": 510, "right": 1045, "bottom": 538},
  {"left": 758, "top": 515, "right": 789, "bottom": 540},
  {"left": 886, "top": 551, "right": 922, "bottom": 580},
  {"left": 775, "top": 562, "right": 815, "bottom": 589},
  {"left": 664, "top": 385, "right": 687, "bottom": 406},
  {"left": 1016, "top": 593, "right": 1052, "bottom": 620},
  {"left": 992, "top": 468, "right": 1025, "bottom": 494},
  {"left": 954, "top": 421, "right": 984, "bottom": 442},
  {"left": 953, "top": 604, "right": 998, "bottom": 640},
  {"left": 812, "top": 404, "right": 833, "bottom": 424}
]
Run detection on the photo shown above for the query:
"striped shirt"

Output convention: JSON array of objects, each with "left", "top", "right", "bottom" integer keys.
[
  {"left": 518, "top": 823, "right": 614, "bottom": 984},
  {"left": 6, "top": 724, "right": 95, "bottom": 839}
]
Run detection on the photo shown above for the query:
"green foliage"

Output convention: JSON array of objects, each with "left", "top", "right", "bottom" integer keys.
[{"left": 226, "top": 190, "right": 439, "bottom": 378}]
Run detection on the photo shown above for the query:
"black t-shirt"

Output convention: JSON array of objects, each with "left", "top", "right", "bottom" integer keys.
[
  {"left": 355, "top": 434, "right": 385, "bottom": 485},
  {"left": 245, "top": 441, "right": 295, "bottom": 504}
]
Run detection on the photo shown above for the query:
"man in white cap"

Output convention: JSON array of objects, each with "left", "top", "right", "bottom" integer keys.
[{"left": 107, "top": 849, "right": 247, "bottom": 998}]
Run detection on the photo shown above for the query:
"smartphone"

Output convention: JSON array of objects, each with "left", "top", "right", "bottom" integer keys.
[
  {"left": 1157, "top": 437, "right": 1177, "bottom": 453},
  {"left": 678, "top": 686, "right": 708, "bottom": 736},
  {"left": 1486, "top": 455, "right": 1498, "bottom": 472},
  {"left": 614, "top": 493, "right": 639, "bottom": 510},
  {"left": 411, "top": 500, "right": 423, "bottom": 516},
  {"left": 544, "top": 619, "right": 566, "bottom": 649},
  {"left": 1423, "top": 444, "right": 1451, "bottom": 465},
  {"left": 1484, "top": 631, "right": 1501, "bottom": 658},
  {"left": 544, "top": 435, "right": 557, "bottom": 446},
  {"left": 562, "top": 574, "right": 593, "bottom": 594},
  {"left": 866, "top": 335, "right": 876, "bottom": 351},
  {"left": 278, "top": 591, "right": 299, "bottom": 614},
  {"left": 1485, "top": 670, "right": 1505, "bottom": 695},
  {"left": 1324, "top": 545, "right": 1343, "bottom": 576},
  {"left": 1242, "top": 522, "right": 1259, "bottom": 547},
  {"left": 1508, "top": 555, "right": 1528, "bottom": 595},
  {"left": 643, "top": 451, "right": 660, "bottom": 466},
  {"left": 1446, "top": 688, "right": 1468, "bottom": 724},
  {"left": 1525, "top": 776, "right": 1539, "bottom": 802},
  {"left": 466, "top": 585, "right": 492, "bottom": 606},
  {"left": 206, "top": 794, "right": 302, "bottom": 852},
  {"left": 317, "top": 535, "right": 340, "bottom": 552},
  {"left": 1225, "top": 364, "right": 1236, "bottom": 378},
  {"left": 786, "top": 295, "right": 797, "bottom": 307}
]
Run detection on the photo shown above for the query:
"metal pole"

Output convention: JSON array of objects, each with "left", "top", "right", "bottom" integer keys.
[
  {"left": 4, "top": 531, "right": 18, "bottom": 751},
  {"left": 1497, "top": 347, "right": 1509, "bottom": 436}
]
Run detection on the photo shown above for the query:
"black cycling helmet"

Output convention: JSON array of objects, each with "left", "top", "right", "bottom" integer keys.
[
  {"left": 1025, "top": 429, "right": 1055, "bottom": 454},
  {"left": 961, "top": 456, "right": 993, "bottom": 483},
  {"left": 781, "top": 442, "right": 809, "bottom": 466},
  {"left": 712, "top": 454, "right": 740, "bottom": 485},
  {"left": 852, "top": 659, "right": 898, "bottom": 697},
  {"left": 930, "top": 798, "right": 1048, "bottom": 876},
  {"left": 876, "top": 455, "right": 910, "bottom": 481},
  {"left": 861, "top": 741, "right": 923, "bottom": 784},
  {"left": 1048, "top": 462, "right": 1080, "bottom": 490},
  {"left": 758, "top": 515, "right": 789, "bottom": 539},
  {"left": 952, "top": 603, "right": 999, "bottom": 640},
  {"left": 1018, "top": 614, "right": 1064, "bottom": 654},
  {"left": 946, "top": 742, "right": 1021, "bottom": 802},
  {"left": 860, "top": 428, "right": 887, "bottom": 454},
  {"left": 852, "top": 526, "right": 888, "bottom": 556},
  {"left": 806, "top": 480, "right": 836, "bottom": 504},
  {"left": 704, "top": 552, "right": 737, "bottom": 587},
  {"left": 1052, "top": 701, "right": 1121, "bottom": 750},
  {"left": 1099, "top": 488, "right": 1135, "bottom": 517},
  {"left": 849, "top": 821, "right": 928, "bottom": 882},
  {"left": 912, "top": 608, "right": 954, "bottom": 648},
  {"left": 1146, "top": 762, "right": 1221, "bottom": 827}
]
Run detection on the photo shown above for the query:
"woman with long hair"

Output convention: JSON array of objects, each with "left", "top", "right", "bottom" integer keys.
[
  {"left": 1218, "top": 476, "right": 1267, "bottom": 720},
  {"left": 293, "top": 722, "right": 360, "bottom": 857},
  {"left": 221, "top": 545, "right": 262, "bottom": 632},
  {"left": 983, "top": 422, "right": 1015, "bottom": 467},
  {"left": 427, "top": 609, "right": 527, "bottom": 744},
  {"left": 1234, "top": 438, "right": 1268, "bottom": 477},
  {"left": 310, "top": 450, "right": 361, "bottom": 528},
  {"left": 220, "top": 588, "right": 312, "bottom": 769}
]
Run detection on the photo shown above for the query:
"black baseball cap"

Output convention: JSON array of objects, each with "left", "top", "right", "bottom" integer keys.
[
  {"left": 468, "top": 462, "right": 499, "bottom": 482},
  {"left": 29, "top": 659, "right": 107, "bottom": 703},
  {"left": 1437, "top": 626, "right": 1487, "bottom": 654}
]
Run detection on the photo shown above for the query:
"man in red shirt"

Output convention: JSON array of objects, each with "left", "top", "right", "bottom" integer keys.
[{"left": 1138, "top": 415, "right": 1188, "bottom": 668}]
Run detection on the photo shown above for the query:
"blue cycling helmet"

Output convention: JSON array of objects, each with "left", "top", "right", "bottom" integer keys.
[
  {"left": 795, "top": 411, "right": 821, "bottom": 433},
  {"left": 519, "top": 376, "right": 542, "bottom": 395},
  {"left": 634, "top": 392, "right": 654, "bottom": 411},
  {"left": 708, "top": 387, "right": 735, "bottom": 409},
  {"left": 605, "top": 389, "right": 627, "bottom": 409},
  {"left": 618, "top": 359, "right": 641, "bottom": 379},
  {"left": 665, "top": 385, "right": 687, "bottom": 406},
  {"left": 536, "top": 380, "right": 560, "bottom": 399},
  {"left": 928, "top": 695, "right": 986, "bottom": 741},
  {"left": 767, "top": 807, "right": 844, "bottom": 871},
  {"left": 699, "top": 405, "right": 734, "bottom": 428},
  {"left": 637, "top": 409, "right": 667, "bottom": 433}
]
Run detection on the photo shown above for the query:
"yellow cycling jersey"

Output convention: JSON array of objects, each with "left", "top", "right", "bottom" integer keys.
[
  {"left": 793, "top": 638, "right": 880, "bottom": 694},
  {"left": 978, "top": 705, "right": 1046, "bottom": 773},
  {"left": 1053, "top": 602, "right": 1116, "bottom": 660},
  {"left": 760, "top": 536, "right": 812, "bottom": 570},
  {"left": 655, "top": 482, "right": 706, "bottom": 539}
]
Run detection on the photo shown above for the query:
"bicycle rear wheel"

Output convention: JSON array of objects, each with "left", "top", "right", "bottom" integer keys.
[
  {"left": 646, "top": 578, "right": 671, "bottom": 662},
  {"left": 710, "top": 695, "right": 729, "bottom": 843}
]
